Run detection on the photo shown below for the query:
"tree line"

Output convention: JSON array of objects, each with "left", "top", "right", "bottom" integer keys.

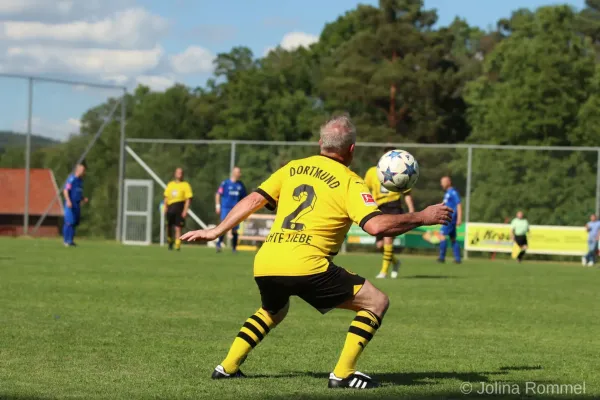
[{"left": 1, "top": 0, "right": 599, "bottom": 238}]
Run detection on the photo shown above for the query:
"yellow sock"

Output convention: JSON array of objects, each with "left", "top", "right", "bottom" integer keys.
[
  {"left": 221, "top": 308, "right": 275, "bottom": 373},
  {"left": 333, "top": 310, "right": 381, "bottom": 378},
  {"left": 167, "top": 236, "right": 173, "bottom": 245},
  {"left": 175, "top": 239, "right": 181, "bottom": 250},
  {"left": 380, "top": 244, "right": 394, "bottom": 275}
]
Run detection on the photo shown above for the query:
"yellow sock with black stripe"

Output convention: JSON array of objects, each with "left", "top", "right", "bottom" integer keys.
[
  {"left": 379, "top": 244, "right": 395, "bottom": 275},
  {"left": 167, "top": 236, "right": 174, "bottom": 245},
  {"left": 333, "top": 309, "right": 382, "bottom": 378},
  {"left": 221, "top": 308, "right": 275, "bottom": 373},
  {"left": 175, "top": 239, "right": 181, "bottom": 250}
]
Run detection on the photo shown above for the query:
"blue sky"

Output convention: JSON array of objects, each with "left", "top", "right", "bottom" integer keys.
[{"left": 0, "top": 0, "right": 585, "bottom": 140}]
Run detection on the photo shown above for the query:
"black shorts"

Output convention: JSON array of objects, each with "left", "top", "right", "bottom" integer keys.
[
  {"left": 514, "top": 235, "right": 528, "bottom": 247},
  {"left": 254, "top": 263, "right": 366, "bottom": 315},
  {"left": 376, "top": 200, "right": 403, "bottom": 242},
  {"left": 166, "top": 202, "right": 185, "bottom": 227}
]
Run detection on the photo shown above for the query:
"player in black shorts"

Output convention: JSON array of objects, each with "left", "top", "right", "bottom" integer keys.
[
  {"left": 163, "top": 168, "right": 193, "bottom": 251},
  {"left": 180, "top": 115, "right": 452, "bottom": 389},
  {"left": 510, "top": 211, "right": 530, "bottom": 263}
]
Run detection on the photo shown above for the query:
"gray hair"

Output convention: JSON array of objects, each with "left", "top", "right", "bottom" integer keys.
[{"left": 319, "top": 114, "right": 356, "bottom": 153}]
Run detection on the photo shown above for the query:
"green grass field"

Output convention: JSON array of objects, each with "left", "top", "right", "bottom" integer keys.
[{"left": 1, "top": 238, "right": 599, "bottom": 400}]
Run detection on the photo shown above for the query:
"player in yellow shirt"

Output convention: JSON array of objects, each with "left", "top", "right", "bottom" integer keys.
[
  {"left": 163, "top": 167, "right": 193, "bottom": 251},
  {"left": 181, "top": 115, "right": 452, "bottom": 389},
  {"left": 364, "top": 152, "right": 415, "bottom": 279}
]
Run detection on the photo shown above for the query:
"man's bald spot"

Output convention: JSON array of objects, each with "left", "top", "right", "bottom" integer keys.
[{"left": 319, "top": 115, "right": 356, "bottom": 153}]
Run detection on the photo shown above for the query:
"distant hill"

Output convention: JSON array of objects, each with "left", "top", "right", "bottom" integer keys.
[{"left": 0, "top": 131, "right": 59, "bottom": 152}]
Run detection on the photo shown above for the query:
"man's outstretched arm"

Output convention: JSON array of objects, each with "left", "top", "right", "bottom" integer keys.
[
  {"left": 181, "top": 192, "right": 268, "bottom": 242},
  {"left": 363, "top": 203, "right": 453, "bottom": 237}
]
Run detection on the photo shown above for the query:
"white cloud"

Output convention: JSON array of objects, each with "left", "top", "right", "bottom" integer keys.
[
  {"left": 170, "top": 46, "right": 214, "bottom": 75},
  {"left": 0, "top": 0, "right": 136, "bottom": 22},
  {"left": 136, "top": 75, "right": 175, "bottom": 92},
  {"left": 0, "top": 1, "right": 213, "bottom": 89},
  {"left": 66, "top": 117, "right": 81, "bottom": 130},
  {"left": 6, "top": 45, "right": 163, "bottom": 77},
  {"left": 280, "top": 32, "right": 318, "bottom": 51},
  {"left": 0, "top": 0, "right": 66, "bottom": 15},
  {"left": 264, "top": 31, "right": 318, "bottom": 56},
  {"left": 0, "top": 8, "right": 168, "bottom": 49},
  {"left": 12, "top": 116, "right": 81, "bottom": 141}
]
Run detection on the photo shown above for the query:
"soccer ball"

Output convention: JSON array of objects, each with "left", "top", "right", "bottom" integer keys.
[{"left": 376, "top": 149, "right": 419, "bottom": 192}]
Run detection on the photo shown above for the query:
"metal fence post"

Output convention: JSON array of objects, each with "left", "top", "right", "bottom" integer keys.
[
  {"left": 230, "top": 141, "right": 236, "bottom": 173},
  {"left": 464, "top": 146, "right": 473, "bottom": 260},
  {"left": 596, "top": 150, "right": 600, "bottom": 217},
  {"left": 23, "top": 77, "right": 33, "bottom": 236},
  {"left": 32, "top": 99, "right": 122, "bottom": 234},
  {"left": 116, "top": 89, "right": 127, "bottom": 241}
]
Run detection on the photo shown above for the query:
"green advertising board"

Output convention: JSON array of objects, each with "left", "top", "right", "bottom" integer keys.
[{"left": 346, "top": 224, "right": 466, "bottom": 249}]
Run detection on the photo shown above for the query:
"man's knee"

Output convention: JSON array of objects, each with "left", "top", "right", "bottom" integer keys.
[
  {"left": 356, "top": 281, "right": 389, "bottom": 318},
  {"left": 378, "top": 292, "right": 390, "bottom": 316}
]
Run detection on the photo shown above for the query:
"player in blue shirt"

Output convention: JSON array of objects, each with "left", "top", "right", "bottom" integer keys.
[
  {"left": 438, "top": 176, "right": 462, "bottom": 263},
  {"left": 583, "top": 214, "right": 600, "bottom": 266},
  {"left": 215, "top": 167, "right": 247, "bottom": 252},
  {"left": 62, "top": 163, "right": 87, "bottom": 247}
]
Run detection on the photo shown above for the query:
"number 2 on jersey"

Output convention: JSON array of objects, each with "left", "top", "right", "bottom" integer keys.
[{"left": 282, "top": 184, "right": 317, "bottom": 231}]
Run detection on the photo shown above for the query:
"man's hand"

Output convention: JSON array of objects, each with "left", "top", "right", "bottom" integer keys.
[
  {"left": 66, "top": 200, "right": 73, "bottom": 209},
  {"left": 215, "top": 204, "right": 221, "bottom": 216},
  {"left": 180, "top": 228, "right": 219, "bottom": 242},
  {"left": 418, "top": 203, "right": 453, "bottom": 226},
  {"left": 82, "top": 197, "right": 89, "bottom": 204},
  {"left": 182, "top": 210, "right": 187, "bottom": 218}
]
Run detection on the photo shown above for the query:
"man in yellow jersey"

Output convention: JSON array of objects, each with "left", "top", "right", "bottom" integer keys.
[
  {"left": 181, "top": 115, "right": 452, "bottom": 390},
  {"left": 163, "top": 167, "right": 193, "bottom": 251},
  {"left": 364, "top": 149, "right": 415, "bottom": 279}
]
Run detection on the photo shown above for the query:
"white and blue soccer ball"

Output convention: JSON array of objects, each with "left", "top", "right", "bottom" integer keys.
[{"left": 376, "top": 149, "right": 419, "bottom": 192}]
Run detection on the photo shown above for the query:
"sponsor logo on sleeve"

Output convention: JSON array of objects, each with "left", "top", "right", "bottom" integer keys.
[{"left": 361, "top": 193, "right": 377, "bottom": 206}]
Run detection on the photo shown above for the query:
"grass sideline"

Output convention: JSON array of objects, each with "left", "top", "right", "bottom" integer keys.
[{"left": 1, "top": 238, "right": 599, "bottom": 399}]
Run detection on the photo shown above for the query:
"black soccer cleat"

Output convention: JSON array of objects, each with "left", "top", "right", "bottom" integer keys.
[
  {"left": 436, "top": 259, "right": 445, "bottom": 264},
  {"left": 211, "top": 365, "right": 246, "bottom": 380},
  {"left": 328, "top": 371, "right": 380, "bottom": 389}
]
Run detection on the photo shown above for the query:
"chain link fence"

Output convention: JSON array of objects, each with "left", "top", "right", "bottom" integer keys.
[
  {"left": 125, "top": 139, "right": 600, "bottom": 245},
  {"left": 0, "top": 73, "right": 126, "bottom": 238}
]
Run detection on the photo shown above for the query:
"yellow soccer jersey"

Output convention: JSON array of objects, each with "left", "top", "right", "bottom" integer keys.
[
  {"left": 254, "top": 155, "right": 382, "bottom": 277},
  {"left": 364, "top": 166, "right": 411, "bottom": 206},
  {"left": 164, "top": 181, "right": 193, "bottom": 205}
]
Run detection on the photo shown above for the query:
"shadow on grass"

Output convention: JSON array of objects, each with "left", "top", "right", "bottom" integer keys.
[
  {"left": 402, "top": 275, "right": 459, "bottom": 279},
  {"left": 248, "top": 370, "right": 493, "bottom": 385},
  {"left": 250, "top": 368, "right": 598, "bottom": 400},
  {"left": 0, "top": 395, "right": 57, "bottom": 400}
]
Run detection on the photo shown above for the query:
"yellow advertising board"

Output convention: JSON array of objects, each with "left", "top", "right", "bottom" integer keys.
[{"left": 466, "top": 223, "right": 588, "bottom": 256}]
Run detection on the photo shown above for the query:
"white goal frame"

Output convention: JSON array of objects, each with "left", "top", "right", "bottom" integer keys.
[{"left": 122, "top": 179, "right": 153, "bottom": 246}]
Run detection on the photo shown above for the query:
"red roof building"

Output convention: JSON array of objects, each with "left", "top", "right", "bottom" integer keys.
[{"left": 0, "top": 168, "right": 63, "bottom": 237}]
